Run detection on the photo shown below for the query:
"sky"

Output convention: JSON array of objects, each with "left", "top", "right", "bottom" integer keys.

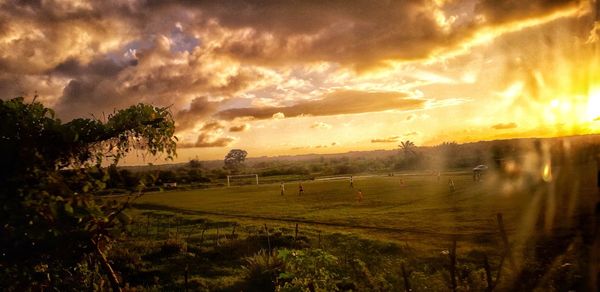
[{"left": 0, "top": 0, "right": 599, "bottom": 163}]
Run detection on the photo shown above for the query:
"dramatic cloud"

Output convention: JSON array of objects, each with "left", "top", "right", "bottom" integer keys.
[
  {"left": 217, "top": 90, "right": 425, "bottom": 120},
  {"left": 175, "top": 97, "right": 221, "bottom": 131},
  {"left": 229, "top": 123, "right": 250, "bottom": 132},
  {"left": 186, "top": 133, "right": 236, "bottom": 148},
  {"left": 0, "top": 0, "right": 595, "bottom": 159},
  {"left": 371, "top": 136, "right": 401, "bottom": 143},
  {"left": 491, "top": 122, "right": 518, "bottom": 130},
  {"left": 180, "top": 121, "right": 236, "bottom": 148},
  {"left": 475, "top": 0, "right": 579, "bottom": 24}
]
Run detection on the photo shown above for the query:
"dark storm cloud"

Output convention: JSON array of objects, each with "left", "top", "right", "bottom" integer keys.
[
  {"left": 179, "top": 121, "right": 235, "bottom": 148},
  {"left": 216, "top": 90, "right": 426, "bottom": 120},
  {"left": 475, "top": 0, "right": 580, "bottom": 24},
  {"left": 175, "top": 97, "right": 221, "bottom": 131},
  {"left": 50, "top": 57, "right": 137, "bottom": 77}
]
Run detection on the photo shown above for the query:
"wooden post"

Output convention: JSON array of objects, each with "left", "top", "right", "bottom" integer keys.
[
  {"left": 496, "top": 213, "right": 514, "bottom": 268},
  {"left": 231, "top": 224, "right": 236, "bottom": 240},
  {"left": 216, "top": 226, "right": 220, "bottom": 247},
  {"left": 294, "top": 223, "right": 299, "bottom": 241},
  {"left": 255, "top": 174, "right": 259, "bottom": 185},
  {"left": 227, "top": 176, "right": 230, "bottom": 187},
  {"left": 200, "top": 226, "right": 206, "bottom": 243},
  {"left": 449, "top": 239, "right": 457, "bottom": 292},
  {"left": 318, "top": 231, "right": 322, "bottom": 248},
  {"left": 184, "top": 264, "right": 189, "bottom": 292},
  {"left": 168, "top": 216, "right": 171, "bottom": 237},
  {"left": 401, "top": 262, "right": 411, "bottom": 292},
  {"left": 155, "top": 216, "right": 160, "bottom": 239},
  {"left": 176, "top": 217, "right": 180, "bottom": 239},
  {"left": 483, "top": 255, "right": 493, "bottom": 292}
]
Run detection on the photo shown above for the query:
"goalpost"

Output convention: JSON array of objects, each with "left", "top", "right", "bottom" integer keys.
[{"left": 226, "top": 174, "right": 259, "bottom": 187}]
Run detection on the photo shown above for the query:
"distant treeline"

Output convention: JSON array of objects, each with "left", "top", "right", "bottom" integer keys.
[{"left": 94, "top": 135, "right": 600, "bottom": 192}]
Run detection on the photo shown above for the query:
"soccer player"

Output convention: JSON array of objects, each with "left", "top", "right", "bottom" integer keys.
[
  {"left": 280, "top": 182, "right": 285, "bottom": 196},
  {"left": 298, "top": 183, "right": 304, "bottom": 196},
  {"left": 350, "top": 175, "right": 354, "bottom": 188},
  {"left": 356, "top": 189, "right": 363, "bottom": 202}
]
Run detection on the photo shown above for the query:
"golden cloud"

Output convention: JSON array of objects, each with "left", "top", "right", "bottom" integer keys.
[
  {"left": 371, "top": 136, "right": 401, "bottom": 143},
  {"left": 229, "top": 123, "right": 250, "bottom": 132},
  {"left": 217, "top": 90, "right": 426, "bottom": 120}
]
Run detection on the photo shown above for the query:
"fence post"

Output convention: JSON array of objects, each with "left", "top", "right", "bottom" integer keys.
[
  {"left": 496, "top": 213, "right": 514, "bottom": 268},
  {"left": 449, "top": 239, "right": 457, "bottom": 292},
  {"left": 184, "top": 264, "right": 189, "bottom": 292},
  {"left": 264, "top": 224, "right": 271, "bottom": 255},
  {"left": 483, "top": 255, "right": 493, "bottom": 292},
  {"left": 231, "top": 224, "right": 236, "bottom": 240},
  {"left": 216, "top": 226, "right": 220, "bottom": 247},
  {"left": 176, "top": 217, "right": 180, "bottom": 239},
  {"left": 200, "top": 226, "right": 206, "bottom": 243},
  {"left": 401, "top": 262, "right": 411, "bottom": 292},
  {"left": 318, "top": 231, "right": 322, "bottom": 249},
  {"left": 155, "top": 216, "right": 160, "bottom": 239}
]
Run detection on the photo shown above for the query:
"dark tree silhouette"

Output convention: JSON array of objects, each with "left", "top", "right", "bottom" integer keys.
[
  {"left": 399, "top": 140, "right": 416, "bottom": 157},
  {"left": 224, "top": 149, "right": 248, "bottom": 173},
  {"left": 0, "top": 97, "right": 177, "bottom": 290}
]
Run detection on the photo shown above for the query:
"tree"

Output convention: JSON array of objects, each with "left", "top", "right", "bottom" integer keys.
[
  {"left": 188, "top": 158, "right": 202, "bottom": 168},
  {"left": 224, "top": 149, "right": 248, "bottom": 173},
  {"left": 0, "top": 97, "right": 176, "bottom": 290},
  {"left": 399, "top": 140, "right": 416, "bottom": 157}
]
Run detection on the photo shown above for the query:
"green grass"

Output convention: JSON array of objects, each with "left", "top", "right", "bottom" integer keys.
[
  {"left": 113, "top": 165, "right": 597, "bottom": 290},
  {"left": 132, "top": 170, "right": 595, "bottom": 248}
]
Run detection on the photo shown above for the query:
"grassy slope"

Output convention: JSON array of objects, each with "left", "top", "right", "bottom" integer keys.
[
  {"left": 133, "top": 168, "right": 596, "bottom": 247},
  {"left": 115, "top": 165, "right": 597, "bottom": 290}
]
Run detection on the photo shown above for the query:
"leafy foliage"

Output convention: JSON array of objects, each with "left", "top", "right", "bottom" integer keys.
[
  {"left": 224, "top": 149, "right": 248, "bottom": 173},
  {"left": 0, "top": 97, "right": 177, "bottom": 290},
  {"left": 276, "top": 249, "right": 342, "bottom": 292},
  {"left": 241, "top": 249, "right": 284, "bottom": 291}
]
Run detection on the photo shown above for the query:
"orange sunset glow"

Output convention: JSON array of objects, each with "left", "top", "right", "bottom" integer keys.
[
  {"left": 3, "top": 1, "right": 600, "bottom": 291},
  {"left": 0, "top": 0, "right": 598, "bottom": 162}
]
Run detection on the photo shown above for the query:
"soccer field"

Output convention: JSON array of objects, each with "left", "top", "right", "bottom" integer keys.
[{"left": 132, "top": 169, "right": 597, "bottom": 248}]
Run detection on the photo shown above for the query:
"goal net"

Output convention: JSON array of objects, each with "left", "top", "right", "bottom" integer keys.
[{"left": 226, "top": 174, "right": 259, "bottom": 187}]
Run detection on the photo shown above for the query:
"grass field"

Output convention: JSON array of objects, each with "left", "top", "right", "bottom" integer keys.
[
  {"left": 133, "top": 170, "right": 595, "bottom": 245},
  {"left": 114, "top": 165, "right": 598, "bottom": 290}
]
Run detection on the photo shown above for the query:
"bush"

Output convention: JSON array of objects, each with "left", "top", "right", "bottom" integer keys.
[
  {"left": 160, "top": 238, "right": 187, "bottom": 256},
  {"left": 241, "top": 250, "right": 284, "bottom": 291},
  {"left": 276, "top": 249, "right": 342, "bottom": 292}
]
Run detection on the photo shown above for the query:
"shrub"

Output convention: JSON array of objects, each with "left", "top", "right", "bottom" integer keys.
[
  {"left": 276, "top": 249, "right": 342, "bottom": 292},
  {"left": 160, "top": 238, "right": 187, "bottom": 256},
  {"left": 241, "top": 249, "right": 284, "bottom": 291}
]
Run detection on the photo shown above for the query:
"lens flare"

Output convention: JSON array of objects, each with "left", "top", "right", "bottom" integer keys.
[{"left": 542, "top": 162, "right": 552, "bottom": 182}]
